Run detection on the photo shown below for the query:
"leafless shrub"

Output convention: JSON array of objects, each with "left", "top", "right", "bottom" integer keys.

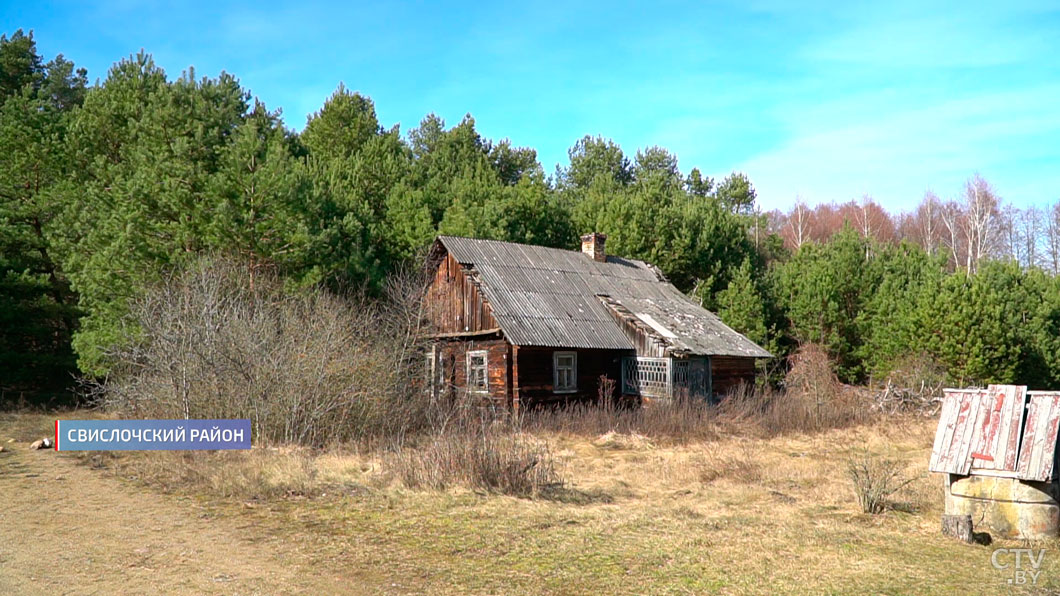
[
  {"left": 91, "top": 255, "right": 433, "bottom": 447},
  {"left": 846, "top": 451, "right": 916, "bottom": 514},
  {"left": 597, "top": 375, "right": 616, "bottom": 404}
]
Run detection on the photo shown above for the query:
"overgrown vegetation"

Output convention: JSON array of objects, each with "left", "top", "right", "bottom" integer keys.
[
  {"left": 89, "top": 257, "right": 433, "bottom": 446},
  {"left": 5, "top": 29, "right": 1060, "bottom": 406},
  {"left": 387, "top": 417, "right": 563, "bottom": 497},
  {"left": 7, "top": 410, "right": 1052, "bottom": 595}
]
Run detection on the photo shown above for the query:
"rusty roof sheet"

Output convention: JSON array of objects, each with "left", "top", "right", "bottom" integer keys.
[{"left": 436, "top": 236, "right": 772, "bottom": 356}]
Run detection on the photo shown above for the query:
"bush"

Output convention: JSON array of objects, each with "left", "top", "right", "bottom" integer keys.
[
  {"left": 90, "top": 256, "right": 433, "bottom": 446},
  {"left": 846, "top": 451, "right": 916, "bottom": 514}
]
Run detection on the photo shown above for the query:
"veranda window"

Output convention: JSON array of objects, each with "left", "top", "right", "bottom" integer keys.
[
  {"left": 622, "top": 356, "right": 711, "bottom": 399},
  {"left": 622, "top": 357, "right": 670, "bottom": 397}
]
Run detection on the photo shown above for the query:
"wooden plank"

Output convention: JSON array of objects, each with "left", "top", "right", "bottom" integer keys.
[
  {"left": 930, "top": 388, "right": 989, "bottom": 475},
  {"left": 969, "top": 385, "right": 1026, "bottom": 472},
  {"left": 960, "top": 391, "right": 995, "bottom": 474},
  {"left": 929, "top": 391, "right": 961, "bottom": 472},
  {"left": 427, "top": 328, "right": 502, "bottom": 339},
  {"left": 1001, "top": 385, "right": 1028, "bottom": 470},
  {"left": 1016, "top": 392, "right": 1060, "bottom": 481},
  {"left": 511, "top": 345, "right": 520, "bottom": 415}
]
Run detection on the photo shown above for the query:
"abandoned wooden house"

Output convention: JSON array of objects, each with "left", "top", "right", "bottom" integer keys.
[{"left": 424, "top": 233, "right": 771, "bottom": 411}]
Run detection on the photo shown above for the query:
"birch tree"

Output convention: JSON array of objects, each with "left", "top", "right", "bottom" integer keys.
[
  {"left": 961, "top": 174, "right": 1001, "bottom": 274},
  {"left": 785, "top": 199, "right": 812, "bottom": 250}
]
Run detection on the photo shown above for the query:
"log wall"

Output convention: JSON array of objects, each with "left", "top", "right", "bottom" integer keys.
[
  {"left": 711, "top": 356, "right": 757, "bottom": 396},
  {"left": 433, "top": 338, "right": 510, "bottom": 408},
  {"left": 514, "top": 347, "right": 629, "bottom": 406}
]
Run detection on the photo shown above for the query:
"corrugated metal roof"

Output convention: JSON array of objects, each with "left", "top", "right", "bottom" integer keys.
[{"left": 437, "top": 236, "right": 772, "bottom": 356}]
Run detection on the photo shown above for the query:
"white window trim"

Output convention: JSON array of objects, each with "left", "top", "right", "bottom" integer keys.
[
  {"left": 467, "top": 350, "right": 489, "bottom": 394},
  {"left": 553, "top": 351, "right": 578, "bottom": 393}
]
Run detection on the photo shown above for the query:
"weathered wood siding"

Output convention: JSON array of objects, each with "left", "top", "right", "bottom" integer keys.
[
  {"left": 710, "top": 356, "right": 756, "bottom": 397},
  {"left": 598, "top": 295, "right": 668, "bottom": 357},
  {"left": 433, "top": 338, "right": 510, "bottom": 408},
  {"left": 930, "top": 387, "right": 1029, "bottom": 476},
  {"left": 1016, "top": 392, "right": 1060, "bottom": 481},
  {"left": 426, "top": 253, "right": 498, "bottom": 334},
  {"left": 514, "top": 347, "right": 628, "bottom": 406},
  {"left": 969, "top": 385, "right": 1026, "bottom": 473}
]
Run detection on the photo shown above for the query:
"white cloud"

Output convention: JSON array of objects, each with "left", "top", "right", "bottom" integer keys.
[{"left": 739, "top": 85, "right": 1060, "bottom": 210}]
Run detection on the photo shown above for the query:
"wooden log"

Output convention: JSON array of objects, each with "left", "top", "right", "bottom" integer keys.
[{"left": 941, "top": 514, "right": 974, "bottom": 543}]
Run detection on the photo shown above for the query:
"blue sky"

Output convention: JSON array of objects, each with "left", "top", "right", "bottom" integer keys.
[{"left": 4, "top": 1, "right": 1059, "bottom": 211}]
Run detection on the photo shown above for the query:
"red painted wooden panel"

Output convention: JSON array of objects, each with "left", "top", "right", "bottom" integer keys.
[
  {"left": 1015, "top": 392, "right": 1060, "bottom": 482},
  {"left": 929, "top": 388, "right": 1023, "bottom": 475},
  {"left": 969, "top": 385, "right": 1026, "bottom": 472}
]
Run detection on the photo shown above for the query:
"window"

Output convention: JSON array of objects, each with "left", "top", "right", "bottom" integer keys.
[
  {"left": 622, "top": 357, "right": 670, "bottom": 397},
  {"left": 553, "top": 351, "right": 577, "bottom": 393},
  {"left": 467, "top": 350, "right": 488, "bottom": 393}
]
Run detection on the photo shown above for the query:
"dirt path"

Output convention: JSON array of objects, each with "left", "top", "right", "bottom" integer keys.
[{"left": 0, "top": 443, "right": 354, "bottom": 595}]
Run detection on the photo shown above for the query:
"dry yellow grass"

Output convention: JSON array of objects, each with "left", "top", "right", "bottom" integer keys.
[{"left": 3, "top": 411, "right": 1059, "bottom": 594}]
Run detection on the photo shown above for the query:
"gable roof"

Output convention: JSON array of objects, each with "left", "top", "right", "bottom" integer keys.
[{"left": 433, "top": 236, "right": 771, "bottom": 358}]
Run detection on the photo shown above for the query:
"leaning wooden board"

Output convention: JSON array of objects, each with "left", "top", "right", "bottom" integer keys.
[
  {"left": 1015, "top": 392, "right": 1060, "bottom": 482},
  {"left": 969, "top": 384, "right": 1027, "bottom": 473}
]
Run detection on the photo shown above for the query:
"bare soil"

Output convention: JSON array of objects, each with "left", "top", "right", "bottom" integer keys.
[{"left": 0, "top": 439, "right": 355, "bottom": 595}]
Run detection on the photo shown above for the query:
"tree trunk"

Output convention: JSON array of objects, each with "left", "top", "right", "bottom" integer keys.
[{"left": 941, "top": 514, "right": 974, "bottom": 543}]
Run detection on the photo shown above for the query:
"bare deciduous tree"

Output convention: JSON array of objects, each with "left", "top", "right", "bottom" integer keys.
[
  {"left": 1046, "top": 200, "right": 1060, "bottom": 275},
  {"left": 1020, "top": 205, "right": 1045, "bottom": 269},
  {"left": 961, "top": 174, "right": 1001, "bottom": 274},
  {"left": 914, "top": 191, "right": 943, "bottom": 257},
  {"left": 784, "top": 199, "right": 812, "bottom": 250},
  {"left": 939, "top": 199, "right": 964, "bottom": 271}
]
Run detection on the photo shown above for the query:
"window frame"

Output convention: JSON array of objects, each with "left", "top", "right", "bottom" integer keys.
[
  {"left": 466, "top": 350, "right": 489, "bottom": 394},
  {"left": 553, "top": 351, "right": 578, "bottom": 393}
]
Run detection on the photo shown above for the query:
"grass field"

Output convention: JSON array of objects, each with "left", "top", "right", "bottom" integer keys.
[{"left": 2, "top": 410, "right": 1058, "bottom": 594}]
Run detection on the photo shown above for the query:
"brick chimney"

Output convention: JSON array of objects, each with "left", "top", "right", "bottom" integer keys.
[{"left": 580, "top": 232, "right": 607, "bottom": 262}]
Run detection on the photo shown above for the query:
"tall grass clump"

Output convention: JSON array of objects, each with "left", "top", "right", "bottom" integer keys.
[
  {"left": 522, "top": 396, "right": 720, "bottom": 443},
  {"left": 388, "top": 407, "right": 563, "bottom": 497}
]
